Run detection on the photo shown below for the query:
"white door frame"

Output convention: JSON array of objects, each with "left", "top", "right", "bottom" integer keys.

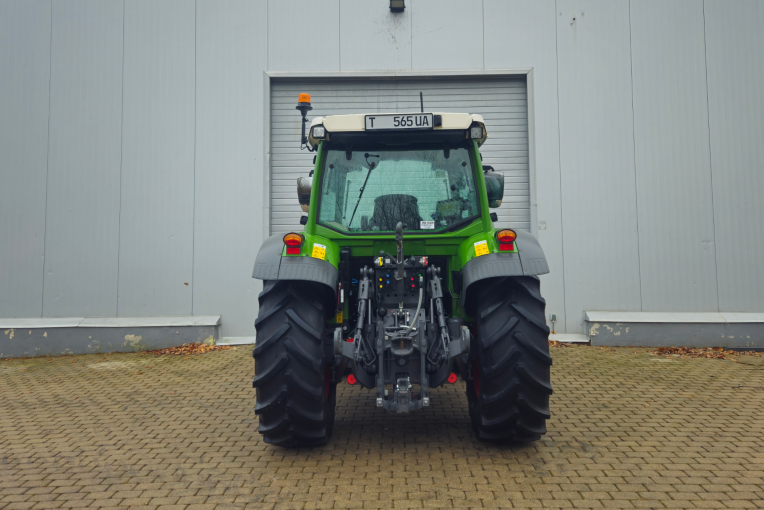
[{"left": 262, "top": 68, "right": 537, "bottom": 238}]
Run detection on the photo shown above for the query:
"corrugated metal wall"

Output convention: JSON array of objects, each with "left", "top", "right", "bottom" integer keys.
[
  {"left": 1, "top": 0, "right": 763, "bottom": 338},
  {"left": 269, "top": 77, "right": 530, "bottom": 237}
]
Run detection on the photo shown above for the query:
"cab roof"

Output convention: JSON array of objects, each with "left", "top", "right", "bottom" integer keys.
[{"left": 308, "top": 112, "right": 487, "bottom": 147}]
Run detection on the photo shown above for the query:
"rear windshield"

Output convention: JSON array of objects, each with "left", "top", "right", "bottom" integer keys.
[{"left": 318, "top": 147, "right": 479, "bottom": 233}]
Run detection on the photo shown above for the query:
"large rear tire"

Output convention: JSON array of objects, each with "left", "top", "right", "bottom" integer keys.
[
  {"left": 253, "top": 280, "right": 336, "bottom": 447},
  {"left": 467, "top": 276, "right": 552, "bottom": 442}
]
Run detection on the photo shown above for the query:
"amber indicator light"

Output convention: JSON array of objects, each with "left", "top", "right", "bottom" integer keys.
[
  {"left": 283, "top": 233, "right": 304, "bottom": 247},
  {"left": 496, "top": 229, "right": 517, "bottom": 243}
]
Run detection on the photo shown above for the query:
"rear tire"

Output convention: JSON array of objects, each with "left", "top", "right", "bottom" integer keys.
[
  {"left": 467, "top": 276, "right": 552, "bottom": 442},
  {"left": 253, "top": 280, "right": 336, "bottom": 447}
]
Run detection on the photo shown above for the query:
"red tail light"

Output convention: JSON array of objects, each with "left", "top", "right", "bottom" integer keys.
[
  {"left": 496, "top": 229, "right": 516, "bottom": 252},
  {"left": 346, "top": 374, "right": 357, "bottom": 385},
  {"left": 283, "top": 233, "right": 304, "bottom": 255},
  {"left": 447, "top": 373, "right": 458, "bottom": 384}
]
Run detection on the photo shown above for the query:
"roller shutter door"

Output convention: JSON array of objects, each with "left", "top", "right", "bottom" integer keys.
[{"left": 269, "top": 77, "right": 529, "bottom": 236}]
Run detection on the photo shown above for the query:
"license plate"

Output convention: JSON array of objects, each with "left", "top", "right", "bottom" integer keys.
[{"left": 365, "top": 113, "right": 434, "bottom": 131}]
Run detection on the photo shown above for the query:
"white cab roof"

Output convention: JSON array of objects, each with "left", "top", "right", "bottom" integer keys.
[{"left": 308, "top": 113, "right": 487, "bottom": 146}]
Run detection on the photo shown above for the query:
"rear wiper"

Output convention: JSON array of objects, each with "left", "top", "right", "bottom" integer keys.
[{"left": 348, "top": 153, "right": 379, "bottom": 227}]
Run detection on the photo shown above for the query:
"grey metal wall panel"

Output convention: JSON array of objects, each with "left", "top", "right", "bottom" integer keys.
[
  {"left": 411, "top": 0, "right": 483, "bottom": 70},
  {"left": 42, "top": 0, "right": 124, "bottom": 317},
  {"left": 117, "top": 0, "right": 195, "bottom": 316},
  {"left": 630, "top": 0, "right": 718, "bottom": 312},
  {"left": 704, "top": 0, "right": 764, "bottom": 312},
  {"left": 339, "top": 0, "right": 411, "bottom": 71},
  {"left": 0, "top": 0, "right": 51, "bottom": 318},
  {"left": 194, "top": 0, "right": 267, "bottom": 338},
  {"left": 270, "top": 77, "right": 529, "bottom": 237},
  {"left": 556, "top": 0, "right": 642, "bottom": 331},
  {"left": 483, "top": 0, "right": 565, "bottom": 331},
  {"left": 268, "top": 0, "right": 339, "bottom": 72}
]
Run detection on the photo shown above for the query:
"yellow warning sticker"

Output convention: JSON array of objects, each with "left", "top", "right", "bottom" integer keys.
[
  {"left": 311, "top": 243, "right": 327, "bottom": 260},
  {"left": 474, "top": 240, "right": 489, "bottom": 257},
  {"left": 335, "top": 310, "right": 343, "bottom": 323}
]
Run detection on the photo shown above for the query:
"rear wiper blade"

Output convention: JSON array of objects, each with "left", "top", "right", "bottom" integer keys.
[{"left": 348, "top": 153, "right": 379, "bottom": 227}]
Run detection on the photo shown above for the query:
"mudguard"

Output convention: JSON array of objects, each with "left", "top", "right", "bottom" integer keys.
[
  {"left": 251, "top": 235, "right": 338, "bottom": 296},
  {"left": 461, "top": 230, "right": 549, "bottom": 309}
]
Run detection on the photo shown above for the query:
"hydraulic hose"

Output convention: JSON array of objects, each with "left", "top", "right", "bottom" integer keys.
[{"left": 405, "top": 287, "right": 424, "bottom": 332}]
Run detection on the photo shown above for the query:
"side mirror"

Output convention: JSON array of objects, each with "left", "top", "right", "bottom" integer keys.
[
  {"left": 483, "top": 166, "right": 504, "bottom": 208},
  {"left": 297, "top": 176, "right": 312, "bottom": 213}
]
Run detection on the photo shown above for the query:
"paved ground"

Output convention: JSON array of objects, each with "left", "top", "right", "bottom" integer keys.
[{"left": 1, "top": 345, "right": 763, "bottom": 510}]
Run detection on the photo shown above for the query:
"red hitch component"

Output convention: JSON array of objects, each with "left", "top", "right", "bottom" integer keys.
[
  {"left": 447, "top": 372, "right": 458, "bottom": 384},
  {"left": 346, "top": 374, "right": 357, "bottom": 385}
]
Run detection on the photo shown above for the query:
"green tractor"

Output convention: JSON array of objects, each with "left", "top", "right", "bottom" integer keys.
[{"left": 252, "top": 93, "right": 552, "bottom": 447}]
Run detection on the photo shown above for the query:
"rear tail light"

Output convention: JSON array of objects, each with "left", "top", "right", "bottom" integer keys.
[
  {"left": 496, "top": 229, "right": 516, "bottom": 252},
  {"left": 283, "top": 233, "right": 304, "bottom": 255}
]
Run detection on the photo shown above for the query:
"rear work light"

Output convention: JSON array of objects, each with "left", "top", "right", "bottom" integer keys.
[
  {"left": 283, "top": 233, "right": 304, "bottom": 255},
  {"left": 311, "top": 125, "right": 326, "bottom": 139},
  {"left": 496, "top": 229, "right": 516, "bottom": 251},
  {"left": 468, "top": 124, "right": 484, "bottom": 139}
]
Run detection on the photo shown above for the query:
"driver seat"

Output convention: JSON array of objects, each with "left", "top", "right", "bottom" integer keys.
[{"left": 368, "top": 194, "right": 423, "bottom": 231}]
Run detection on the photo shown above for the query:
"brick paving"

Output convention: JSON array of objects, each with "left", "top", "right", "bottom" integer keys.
[{"left": 1, "top": 345, "right": 762, "bottom": 509}]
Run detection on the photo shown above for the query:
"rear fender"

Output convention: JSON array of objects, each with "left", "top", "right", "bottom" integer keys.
[
  {"left": 460, "top": 230, "right": 549, "bottom": 310},
  {"left": 252, "top": 234, "right": 339, "bottom": 299}
]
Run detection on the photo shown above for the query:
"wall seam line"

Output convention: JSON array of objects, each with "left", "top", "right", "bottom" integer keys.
[
  {"left": 191, "top": 0, "right": 198, "bottom": 315},
  {"left": 41, "top": 0, "right": 54, "bottom": 318},
  {"left": 553, "top": 0, "right": 568, "bottom": 331},
  {"left": 482, "top": 0, "right": 485, "bottom": 69},
  {"left": 338, "top": 0, "right": 341, "bottom": 70},
  {"left": 627, "top": 0, "right": 644, "bottom": 311},
  {"left": 115, "top": 0, "right": 126, "bottom": 316},
  {"left": 701, "top": 0, "right": 721, "bottom": 312}
]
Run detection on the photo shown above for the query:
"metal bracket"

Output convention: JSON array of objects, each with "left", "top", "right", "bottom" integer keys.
[{"left": 447, "top": 326, "right": 470, "bottom": 359}]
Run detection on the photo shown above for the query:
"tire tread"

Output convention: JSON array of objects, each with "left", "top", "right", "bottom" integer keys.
[
  {"left": 254, "top": 280, "right": 335, "bottom": 447},
  {"left": 468, "top": 276, "right": 552, "bottom": 443}
]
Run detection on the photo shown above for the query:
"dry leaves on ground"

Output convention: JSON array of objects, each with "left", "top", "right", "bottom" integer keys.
[
  {"left": 549, "top": 340, "right": 570, "bottom": 348},
  {"left": 146, "top": 343, "right": 234, "bottom": 356},
  {"left": 653, "top": 346, "right": 760, "bottom": 359}
]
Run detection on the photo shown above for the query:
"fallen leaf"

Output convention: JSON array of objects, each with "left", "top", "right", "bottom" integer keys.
[
  {"left": 651, "top": 346, "right": 760, "bottom": 359},
  {"left": 147, "top": 343, "right": 233, "bottom": 357}
]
